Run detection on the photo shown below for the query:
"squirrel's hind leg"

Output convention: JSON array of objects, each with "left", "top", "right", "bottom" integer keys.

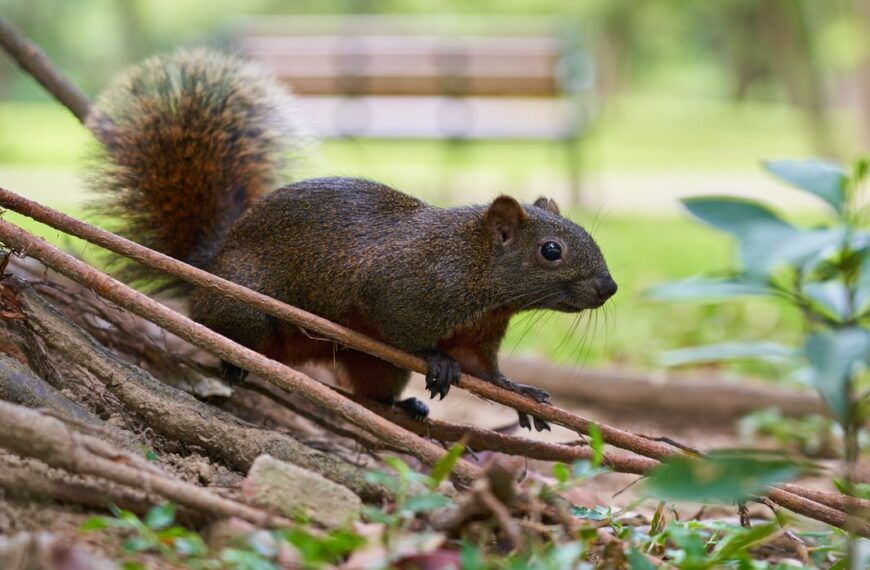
[{"left": 336, "top": 350, "right": 428, "bottom": 421}]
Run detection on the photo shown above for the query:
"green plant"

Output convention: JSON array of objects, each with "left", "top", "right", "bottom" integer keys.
[
  {"left": 648, "top": 157, "right": 870, "bottom": 558},
  {"left": 81, "top": 504, "right": 208, "bottom": 563},
  {"left": 81, "top": 503, "right": 367, "bottom": 570},
  {"left": 736, "top": 408, "right": 869, "bottom": 458},
  {"left": 362, "top": 444, "right": 462, "bottom": 550}
]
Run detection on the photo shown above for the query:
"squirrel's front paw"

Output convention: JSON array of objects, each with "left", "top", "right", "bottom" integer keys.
[
  {"left": 420, "top": 351, "right": 462, "bottom": 400},
  {"left": 492, "top": 374, "right": 550, "bottom": 404},
  {"left": 394, "top": 397, "right": 429, "bottom": 421}
]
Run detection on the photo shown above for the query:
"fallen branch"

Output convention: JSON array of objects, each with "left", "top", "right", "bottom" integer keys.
[
  {"left": 0, "top": 399, "right": 292, "bottom": 527},
  {"left": 1, "top": 275, "right": 390, "bottom": 503},
  {"left": 0, "top": 218, "right": 482, "bottom": 486}
]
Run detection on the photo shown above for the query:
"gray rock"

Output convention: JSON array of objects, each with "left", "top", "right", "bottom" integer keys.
[{"left": 241, "top": 454, "right": 362, "bottom": 528}]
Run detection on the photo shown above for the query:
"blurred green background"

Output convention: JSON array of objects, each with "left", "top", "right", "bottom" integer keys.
[{"left": 1, "top": 0, "right": 868, "bottom": 378}]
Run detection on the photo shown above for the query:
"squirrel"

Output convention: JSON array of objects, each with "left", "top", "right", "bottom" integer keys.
[{"left": 86, "top": 49, "right": 617, "bottom": 431}]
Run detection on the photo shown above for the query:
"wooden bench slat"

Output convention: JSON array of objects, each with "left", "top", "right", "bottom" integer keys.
[{"left": 294, "top": 96, "right": 579, "bottom": 139}]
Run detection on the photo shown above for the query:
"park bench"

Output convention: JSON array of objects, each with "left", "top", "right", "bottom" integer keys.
[{"left": 234, "top": 15, "right": 593, "bottom": 200}]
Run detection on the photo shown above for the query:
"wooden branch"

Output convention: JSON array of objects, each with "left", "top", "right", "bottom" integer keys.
[
  {"left": 0, "top": 217, "right": 483, "bottom": 487},
  {"left": 2, "top": 275, "right": 390, "bottom": 503},
  {"left": 256, "top": 378, "right": 658, "bottom": 476},
  {"left": 0, "top": 17, "right": 91, "bottom": 123},
  {"left": 779, "top": 483, "right": 870, "bottom": 517},
  {"left": 0, "top": 399, "right": 293, "bottom": 527}
]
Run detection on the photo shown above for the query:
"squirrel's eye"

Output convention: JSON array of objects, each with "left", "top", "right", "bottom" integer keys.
[{"left": 540, "top": 241, "right": 562, "bottom": 261}]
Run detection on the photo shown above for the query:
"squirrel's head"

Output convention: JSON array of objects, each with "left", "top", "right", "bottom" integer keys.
[{"left": 483, "top": 195, "right": 616, "bottom": 313}]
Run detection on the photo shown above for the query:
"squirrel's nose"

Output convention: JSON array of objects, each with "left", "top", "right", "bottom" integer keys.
[{"left": 595, "top": 273, "right": 617, "bottom": 301}]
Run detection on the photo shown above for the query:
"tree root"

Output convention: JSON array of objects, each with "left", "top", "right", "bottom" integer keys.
[
  {"left": 1, "top": 276, "right": 389, "bottom": 503},
  {"left": 0, "top": 399, "right": 292, "bottom": 527}
]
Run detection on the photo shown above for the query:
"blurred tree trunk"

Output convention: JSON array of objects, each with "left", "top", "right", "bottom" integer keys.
[
  {"left": 721, "top": 2, "right": 770, "bottom": 102},
  {"left": 115, "top": 0, "right": 146, "bottom": 65},
  {"left": 856, "top": 0, "right": 870, "bottom": 146},
  {"left": 760, "top": 0, "right": 836, "bottom": 156},
  {"left": 594, "top": 1, "right": 638, "bottom": 99}
]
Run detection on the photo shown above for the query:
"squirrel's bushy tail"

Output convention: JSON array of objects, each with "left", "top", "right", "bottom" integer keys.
[{"left": 87, "top": 48, "right": 309, "bottom": 292}]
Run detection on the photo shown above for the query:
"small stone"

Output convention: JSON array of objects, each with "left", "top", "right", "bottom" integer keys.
[
  {"left": 206, "top": 517, "right": 256, "bottom": 550},
  {"left": 240, "top": 455, "right": 361, "bottom": 528}
]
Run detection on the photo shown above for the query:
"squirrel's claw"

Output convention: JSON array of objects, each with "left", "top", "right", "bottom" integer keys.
[
  {"left": 220, "top": 360, "right": 248, "bottom": 386},
  {"left": 494, "top": 373, "right": 551, "bottom": 432},
  {"left": 532, "top": 415, "right": 551, "bottom": 432},
  {"left": 394, "top": 397, "right": 429, "bottom": 421},
  {"left": 517, "top": 411, "right": 551, "bottom": 432},
  {"left": 421, "top": 351, "right": 461, "bottom": 400}
]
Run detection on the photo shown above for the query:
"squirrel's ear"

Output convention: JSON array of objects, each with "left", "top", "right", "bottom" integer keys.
[
  {"left": 533, "top": 196, "right": 561, "bottom": 215},
  {"left": 485, "top": 196, "right": 527, "bottom": 244}
]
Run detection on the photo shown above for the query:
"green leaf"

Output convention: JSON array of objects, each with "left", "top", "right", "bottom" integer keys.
[
  {"left": 221, "top": 548, "right": 277, "bottom": 570},
  {"left": 804, "top": 281, "right": 851, "bottom": 322},
  {"left": 627, "top": 548, "right": 657, "bottom": 570},
  {"left": 144, "top": 503, "right": 176, "bottom": 530},
  {"left": 403, "top": 492, "right": 451, "bottom": 513},
  {"left": 364, "top": 470, "right": 399, "bottom": 493},
  {"left": 553, "top": 462, "right": 570, "bottom": 484},
  {"left": 645, "top": 277, "right": 771, "bottom": 302},
  {"left": 570, "top": 505, "right": 608, "bottom": 521},
  {"left": 646, "top": 452, "right": 801, "bottom": 504},
  {"left": 662, "top": 341, "right": 799, "bottom": 367},
  {"left": 123, "top": 536, "right": 155, "bottom": 553},
  {"left": 362, "top": 505, "right": 395, "bottom": 525},
  {"left": 428, "top": 442, "right": 465, "bottom": 489},
  {"left": 763, "top": 159, "right": 847, "bottom": 214},
  {"left": 79, "top": 517, "right": 109, "bottom": 531},
  {"left": 804, "top": 328, "right": 870, "bottom": 424},
  {"left": 739, "top": 226, "right": 844, "bottom": 275},
  {"left": 855, "top": 249, "right": 870, "bottom": 312},
  {"left": 833, "top": 478, "right": 870, "bottom": 500},
  {"left": 666, "top": 524, "right": 709, "bottom": 558},
  {"left": 459, "top": 540, "right": 486, "bottom": 570},
  {"left": 711, "top": 522, "right": 778, "bottom": 561},
  {"left": 174, "top": 535, "right": 208, "bottom": 557},
  {"left": 589, "top": 423, "right": 604, "bottom": 468},
  {"left": 682, "top": 197, "right": 791, "bottom": 238}
]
